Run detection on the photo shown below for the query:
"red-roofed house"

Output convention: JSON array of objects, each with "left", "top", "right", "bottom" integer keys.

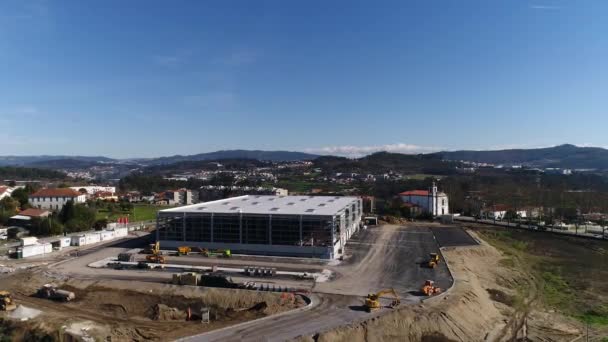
[
  {"left": 28, "top": 188, "right": 86, "bottom": 211},
  {"left": 399, "top": 182, "right": 449, "bottom": 216},
  {"left": 18, "top": 208, "right": 51, "bottom": 218}
]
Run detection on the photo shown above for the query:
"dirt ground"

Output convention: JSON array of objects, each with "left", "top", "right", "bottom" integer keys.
[
  {"left": 0, "top": 271, "right": 305, "bottom": 341},
  {"left": 297, "top": 229, "right": 585, "bottom": 342}
]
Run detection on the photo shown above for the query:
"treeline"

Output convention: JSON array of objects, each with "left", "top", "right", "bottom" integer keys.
[
  {"left": 313, "top": 152, "right": 461, "bottom": 175},
  {"left": 0, "top": 166, "right": 66, "bottom": 180},
  {"left": 119, "top": 174, "right": 205, "bottom": 194},
  {"left": 361, "top": 171, "right": 608, "bottom": 217},
  {"left": 142, "top": 158, "right": 271, "bottom": 175}
]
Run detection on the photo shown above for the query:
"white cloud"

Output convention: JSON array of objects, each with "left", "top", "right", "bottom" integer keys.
[
  {"left": 530, "top": 5, "right": 562, "bottom": 10},
  {"left": 304, "top": 143, "right": 441, "bottom": 158}
]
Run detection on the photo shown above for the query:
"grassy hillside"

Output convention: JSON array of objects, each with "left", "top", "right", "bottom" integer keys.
[{"left": 472, "top": 225, "right": 608, "bottom": 332}]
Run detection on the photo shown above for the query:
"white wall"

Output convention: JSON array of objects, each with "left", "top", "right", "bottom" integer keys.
[{"left": 29, "top": 194, "right": 86, "bottom": 211}]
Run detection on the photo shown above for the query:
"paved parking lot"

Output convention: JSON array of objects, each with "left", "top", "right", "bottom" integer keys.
[{"left": 430, "top": 226, "right": 479, "bottom": 247}]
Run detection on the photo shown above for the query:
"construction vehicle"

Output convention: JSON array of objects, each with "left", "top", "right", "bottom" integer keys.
[
  {"left": 421, "top": 280, "right": 442, "bottom": 296},
  {"left": 197, "top": 248, "right": 231, "bottom": 258},
  {"left": 37, "top": 284, "right": 75, "bottom": 302},
  {"left": 146, "top": 241, "right": 166, "bottom": 264},
  {"left": 177, "top": 246, "right": 191, "bottom": 255},
  {"left": 428, "top": 253, "right": 440, "bottom": 268},
  {"left": 364, "top": 288, "right": 400, "bottom": 312},
  {"left": 0, "top": 291, "right": 17, "bottom": 311}
]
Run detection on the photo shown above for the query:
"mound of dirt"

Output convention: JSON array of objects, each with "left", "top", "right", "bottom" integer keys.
[
  {"left": 486, "top": 288, "right": 514, "bottom": 307},
  {"left": 152, "top": 304, "right": 188, "bottom": 321}
]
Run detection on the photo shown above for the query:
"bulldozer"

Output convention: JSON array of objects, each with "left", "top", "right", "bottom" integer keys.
[
  {"left": 146, "top": 241, "right": 166, "bottom": 264},
  {"left": 364, "top": 288, "right": 400, "bottom": 312},
  {"left": 428, "top": 253, "right": 440, "bottom": 268},
  {"left": 0, "top": 291, "right": 17, "bottom": 311},
  {"left": 177, "top": 246, "right": 191, "bottom": 255},
  {"left": 421, "top": 280, "right": 442, "bottom": 296}
]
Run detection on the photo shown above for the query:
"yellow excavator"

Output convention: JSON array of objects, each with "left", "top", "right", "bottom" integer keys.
[
  {"left": 364, "top": 288, "right": 400, "bottom": 312},
  {"left": 428, "top": 253, "right": 440, "bottom": 268},
  {"left": 146, "top": 241, "right": 166, "bottom": 264},
  {"left": 0, "top": 291, "right": 17, "bottom": 311}
]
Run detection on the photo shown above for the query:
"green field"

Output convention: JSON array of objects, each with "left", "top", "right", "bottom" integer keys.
[
  {"left": 474, "top": 226, "right": 608, "bottom": 328},
  {"left": 95, "top": 204, "right": 166, "bottom": 222}
]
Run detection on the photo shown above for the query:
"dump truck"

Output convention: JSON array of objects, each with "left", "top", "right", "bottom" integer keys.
[
  {"left": 0, "top": 291, "right": 17, "bottom": 311},
  {"left": 364, "top": 288, "right": 400, "bottom": 312},
  {"left": 37, "top": 284, "right": 76, "bottom": 302},
  {"left": 421, "top": 280, "right": 442, "bottom": 296}
]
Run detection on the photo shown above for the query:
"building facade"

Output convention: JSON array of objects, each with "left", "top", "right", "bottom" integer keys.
[
  {"left": 156, "top": 195, "right": 362, "bottom": 259},
  {"left": 399, "top": 183, "right": 449, "bottom": 216},
  {"left": 29, "top": 188, "right": 86, "bottom": 211}
]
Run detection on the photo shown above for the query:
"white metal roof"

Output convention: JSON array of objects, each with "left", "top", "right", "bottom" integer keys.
[{"left": 159, "top": 195, "right": 359, "bottom": 216}]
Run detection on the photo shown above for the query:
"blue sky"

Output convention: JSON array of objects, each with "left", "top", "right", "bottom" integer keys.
[{"left": 0, "top": 0, "right": 607, "bottom": 158}]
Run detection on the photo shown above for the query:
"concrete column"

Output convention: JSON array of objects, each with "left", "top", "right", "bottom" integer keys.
[
  {"left": 299, "top": 215, "right": 303, "bottom": 245},
  {"left": 156, "top": 213, "right": 160, "bottom": 242},
  {"left": 182, "top": 212, "right": 186, "bottom": 242},
  {"left": 239, "top": 212, "right": 243, "bottom": 244},
  {"left": 268, "top": 215, "right": 272, "bottom": 245},
  {"left": 210, "top": 213, "right": 214, "bottom": 243}
]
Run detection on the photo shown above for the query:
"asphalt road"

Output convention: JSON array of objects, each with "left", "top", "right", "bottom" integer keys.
[
  {"left": 315, "top": 225, "right": 453, "bottom": 297},
  {"left": 430, "top": 226, "right": 479, "bottom": 247}
]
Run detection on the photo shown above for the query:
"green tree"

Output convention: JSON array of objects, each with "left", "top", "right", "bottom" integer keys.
[{"left": 10, "top": 188, "right": 29, "bottom": 208}]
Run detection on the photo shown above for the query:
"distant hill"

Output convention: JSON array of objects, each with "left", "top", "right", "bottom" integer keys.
[
  {"left": 138, "top": 150, "right": 319, "bottom": 165},
  {"left": 0, "top": 155, "right": 115, "bottom": 167},
  {"left": 25, "top": 158, "right": 105, "bottom": 169},
  {"left": 0, "top": 166, "right": 67, "bottom": 180},
  {"left": 142, "top": 158, "right": 271, "bottom": 174},
  {"left": 435, "top": 144, "right": 608, "bottom": 169}
]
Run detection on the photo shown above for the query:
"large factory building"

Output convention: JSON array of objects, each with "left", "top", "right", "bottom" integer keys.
[{"left": 156, "top": 195, "right": 362, "bottom": 259}]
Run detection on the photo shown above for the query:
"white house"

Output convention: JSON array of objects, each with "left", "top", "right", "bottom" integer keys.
[
  {"left": 28, "top": 188, "right": 86, "bottom": 211},
  {"left": 481, "top": 205, "right": 510, "bottom": 220},
  {"left": 399, "top": 182, "right": 449, "bottom": 216},
  {"left": 70, "top": 186, "right": 116, "bottom": 196},
  {"left": 0, "top": 186, "right": 14, "bottom": 200}
]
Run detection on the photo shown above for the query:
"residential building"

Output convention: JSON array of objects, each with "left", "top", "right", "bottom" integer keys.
[
  {"left": 155, "top": 189, "right": 197, "bottom": 206},
  {"left": 156, "top": 195, "right": 362, "bottom": 259},
  {"left": 399, "top": 182, "right": 449, "bottom": 216},
  {"left": 0, "top": 186, "right": 14, "bottom": 200},
  {"left": 481, "top": 205, "right": 510, "bottom": 220},
  {"left": 9, "top": 208, "right": 51, "bottom": 227},
  {"left": 70, "top": 185, "right": 116, "bottom": 196},
  {"left": 28, "top": 188, "right": 86, "bottom": 211}
]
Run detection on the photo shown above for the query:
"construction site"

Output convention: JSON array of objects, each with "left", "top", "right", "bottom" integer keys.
[{"left": 0, "top": 202, "right": 605, "bottom": 340}]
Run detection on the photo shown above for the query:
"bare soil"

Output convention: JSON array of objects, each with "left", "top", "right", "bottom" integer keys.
[{"left": 0, "top": 271, "right": 305, "bottom": 341}]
